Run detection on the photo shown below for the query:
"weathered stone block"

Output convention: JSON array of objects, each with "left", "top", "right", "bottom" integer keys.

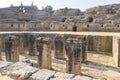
[
  {"left": 65, "top": 37, "right": 83, "bottom": 74},
  {"left": 4, "top": 35, "right": 19, "bottom": 62},
  {"left": 72, "top": 75, "right": 93, "bottom": 80},
  {"left": 81, "top": 36, "right": 87, "bottom": 62},
  {"left": 50, "top": 78, "right": 71, "bottom": 80},
  {"left": 1, "top": 61, "right": 31, "bottom": 79},
  {"left": 0, "top": 61, "right": 13, "bottom": 71},
  {"left": 0, "top": 38, "right": 2, "bottom": 60},
  {"left": 36, "top": 37, "right": 52, "bottom": 69},
  {"left": 113, "top": 36, "right": 120, "bottom": 67},
  {"left": 55, "top": 35, "right": 66, "bottom": 59},
  {"left": 30, "top": 69, "right": 56, "bottom": 80},
  {"left": 9, "top": 66, "right": 38, "bottom": 80},
  {"left": 28, "top": 35, "right": 36, "bottom": 56},
  {"left": 18, "top": 36, "right": 24, "bottom": 54},
  {"left": 54, "top": 72, "right": 75, "bottom": 78}
]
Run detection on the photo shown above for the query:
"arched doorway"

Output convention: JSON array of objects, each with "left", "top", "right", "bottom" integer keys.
[{"left": 72, "top": 26, "right": 77, "bottom": 31}]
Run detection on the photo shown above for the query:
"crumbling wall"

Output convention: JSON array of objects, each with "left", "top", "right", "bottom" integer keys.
[{"left": 50, "top": 21, "right": 65, "bottom": 31}]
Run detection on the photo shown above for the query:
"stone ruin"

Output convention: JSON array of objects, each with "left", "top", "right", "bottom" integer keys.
[
  {"left": 0, "top": 2, "right": 120, "bottom": 80},
  {"left": 65, "top": 37, "right": 82, "bottom": 74},
  {"left": 4, "top": 35, "right": 19, "bottom": 62},
  {"left": 36, "top": 37, "right": 52, "bottom": 69},
  {"left": 0, "top": 3, "right": 120, "bottom": 32},
  {"left": 0, "top": 61, "right": 97, "bottom": 80},
  {"left": 0, "top": 34, "right": 87, "bottom": 75},
  {"left": 0, "top": 33, "right": 120, "bottom": 79},
  {"left": 54, "top": 35, "right": 66, "bottom": 59},
  {"left": 28, "top": 35, "right": 36, "bottom": 55}
]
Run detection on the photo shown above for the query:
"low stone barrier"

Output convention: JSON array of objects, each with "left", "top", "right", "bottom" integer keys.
[{"left": 0, "top": 61, "right": 97, "bottom": 80}]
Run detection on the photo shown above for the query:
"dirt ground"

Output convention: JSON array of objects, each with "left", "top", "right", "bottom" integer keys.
[
  {"left": 0, "top": 74, "right": 13, "bottom": 80},
  {"left": 51, "top": 52, "right": 120, "bottom": 80}
]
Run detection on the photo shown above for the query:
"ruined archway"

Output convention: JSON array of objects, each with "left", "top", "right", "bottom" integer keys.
[{"left": 72, "top": 26, "right": 77, "bottom": 31}]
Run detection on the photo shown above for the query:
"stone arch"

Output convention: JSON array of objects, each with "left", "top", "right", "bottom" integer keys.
[
  {"left": 117, "top": 25, "right": 119, "bottom": 27},
  {"left": 87, "top": 17, "right": 93, "bottom": 23},
  {"left": 87, "top": 24, "right": 89, "bottom": 28},
  {"left": 11, "top": 24, "right": 13, "bottom": 27},
  {"left": 101, "top": 24, "right": 103, "bottom": 27},
  {"left": 72, "top": 25, "right": 77, "bottom": 31},
  {"left": 61, "top": 17, "right": 67, "bottom": 22}
]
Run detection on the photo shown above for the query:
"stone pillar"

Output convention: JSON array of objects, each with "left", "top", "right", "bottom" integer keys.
[
  {"left": 18, "top": 36, "right": 24, "bottom": 54},
  {"left": 113, "top": 36, "right": 120, "bottom": 67},
  {"left": 65, "top": 37, "right": 82, "bottom": 75},
  {"left": 36, "top": 37, "right": 52, "bottom": 69},
  {"left": 5, "top": 36, "right": 19, "bottom": 62},
  {"left": 23, "top": 33, "right": 29, "bottom": 54},
  {"left": 94, "top": 36, "right": 101, "bottom": 53},
  {"left": 87, "top": 36, "right": 94, "bottom": 51},
  {"left": 81, "top": 36, "right": 87, "bottom": 62},
  {"left": 55, "top": 35, "right": 66, "bottom": 59},
  {"left": 29, "top": 35, "right": 36, "bottom": 56},
  {"left": 0, "top": 38, "right": 2, "bottom": 60}
]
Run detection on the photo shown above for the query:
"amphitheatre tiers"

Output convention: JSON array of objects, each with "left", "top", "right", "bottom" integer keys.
[{"left": 0, "top": 3, "right": 120, "bottom": 31}]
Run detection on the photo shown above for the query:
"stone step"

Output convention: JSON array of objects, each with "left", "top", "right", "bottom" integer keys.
[
  {"left": 53, "top": 72, "right": 75, "bottom": 79},
  {"left": 0, "top": 61, "right": 98, "bottom": 80},
  {"left": 30, "top": 69, "right": 56, "bottom": 80},
  {"left": 0, "top": 61, "right": 13, "bottom": 70}
]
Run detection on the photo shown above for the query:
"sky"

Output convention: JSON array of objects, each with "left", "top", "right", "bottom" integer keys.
[{"left": 0, "top": 0, "right": 120, "bottom": 11}]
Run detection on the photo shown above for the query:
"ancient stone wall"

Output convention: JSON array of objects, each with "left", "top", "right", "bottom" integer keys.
[
  {"left": 53, "top": 8, "right": 81, "bottom": 16},
  {"left": 0, "top": 4, "right": 120, "bottom": 31},
  {"left": 50, "top": 21, "right": 65, "bottom": 31},
  {"left": 87, "top": 36, "right": 112, "bottom": 53}
]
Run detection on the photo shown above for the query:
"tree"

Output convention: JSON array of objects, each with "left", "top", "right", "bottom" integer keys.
[{"left": 42, "top": 5, "right": 53, "bottom": 12}]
